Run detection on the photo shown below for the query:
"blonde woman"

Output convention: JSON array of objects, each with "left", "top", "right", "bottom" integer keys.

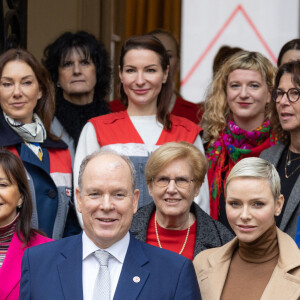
[
  {"left": 201, "top": 51, "right": 277, "bottom": 227},
  {"left": 193, "top": 157, "right": 300, "bottom": 300}
]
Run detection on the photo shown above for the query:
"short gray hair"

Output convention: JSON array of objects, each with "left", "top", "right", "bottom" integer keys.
[
  {"left": 78, "top": 149, "right": 137, "bottom": 193},
  {"left": 225, "top": 157, "right": 281, "bottom": 201}
]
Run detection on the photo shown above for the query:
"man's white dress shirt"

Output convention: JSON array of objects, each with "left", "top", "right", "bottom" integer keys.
[{"left": 82, "top": 231, "right": 130, "bottom": 300}]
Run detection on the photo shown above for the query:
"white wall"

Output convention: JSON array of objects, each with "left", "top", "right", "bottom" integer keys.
[{"left": 181, "top": 0, "right": 299, "bottom": 103}]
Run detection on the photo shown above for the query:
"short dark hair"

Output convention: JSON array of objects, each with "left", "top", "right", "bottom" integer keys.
[
  {"left": 213, "top": 45, "right": 243, "bottom": 76},
  {"left": 277, "top": 39, "right": 300, "bottom": 67},
  {"left": 0, "top": 48, "right": 56, "bottom": 140},
  {"left": 269, "top": 60, "right": 300, "bottom": 144},
  {"left": 148, "top": 29, "right": 180, "bottom": 59},
  {"left": 43, "top": 31, "right": 111, "bottom": 100},
  {"left": 119, "top": 35, "right": 172, "bottom": 130},
  {"left": 0, "top": 149, "right": 37, "bottom": 244}
]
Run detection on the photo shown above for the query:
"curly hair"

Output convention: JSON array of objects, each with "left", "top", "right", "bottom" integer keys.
[
  {"left": 119, "top": 35, "right": 172, "bottom": 130},
  {"left": 0, "top": 48, "right": 56, "bottom": 140},
  {"left": 269, "top": 61, "right": 300, "bottom": 145},
  {"left": 201, "top": 50, "right": 276, "bottom": 143},
  {"left": 43, "top": 31, "right": 111, "bottom": 101}
]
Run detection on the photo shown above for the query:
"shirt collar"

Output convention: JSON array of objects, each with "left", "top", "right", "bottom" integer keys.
[{"left": 82, "top": 231, "right": 130, "bottom": 264}]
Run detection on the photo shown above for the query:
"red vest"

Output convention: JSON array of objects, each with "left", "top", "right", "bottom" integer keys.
[
  {"left": 6, "top": 146, "right": 72, "bottom": 187},
  {"left": 89, "top": 111, "right": 201, "bottom": 147}
]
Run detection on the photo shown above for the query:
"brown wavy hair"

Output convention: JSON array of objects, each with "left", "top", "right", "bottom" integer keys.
[{"left": 0, "top": 48, "right": 57, "bottom": 140}]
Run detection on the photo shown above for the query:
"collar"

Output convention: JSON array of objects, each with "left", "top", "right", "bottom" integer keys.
[
  {"left": 207, "top": 227, "right": 300, "bottom": 271},
  {"left": 82, "top": 231, "right": 130, "bottom": 264},
  {"left": 238, "top": 222, "right": 278, "bottom": 263},
  {"left": 0, "top": 111, "right": 68, "bottom": 149}
]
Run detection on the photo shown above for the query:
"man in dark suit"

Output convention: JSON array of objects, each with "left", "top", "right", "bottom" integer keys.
[{"left": 20, "top": 150, "right": 201, "bottom": 300}]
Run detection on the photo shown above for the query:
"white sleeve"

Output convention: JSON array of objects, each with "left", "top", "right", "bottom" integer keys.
[
  {"left": 73, "top": 122, "right": 100, "bottom": 227},
  {"left": 193, "top": 135, "right": 210, "bottom": 215}
]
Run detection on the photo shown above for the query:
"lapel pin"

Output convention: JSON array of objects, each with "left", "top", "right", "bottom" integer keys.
[{"left": 133, "top": 276, "right": 140, "bottom": 283}]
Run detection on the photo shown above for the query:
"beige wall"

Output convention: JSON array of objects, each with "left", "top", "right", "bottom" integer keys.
[{"left": 27, "top": 0, "right": 101, "bottom": 62}]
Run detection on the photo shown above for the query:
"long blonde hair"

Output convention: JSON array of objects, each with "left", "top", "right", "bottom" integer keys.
[{"left": 201, "top": 51, "right": 276, "bottom": 143}]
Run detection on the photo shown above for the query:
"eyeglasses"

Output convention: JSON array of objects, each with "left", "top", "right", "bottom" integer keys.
[
  {"left": 152, "top": 176, "right": 194, "bottom": 188},
  {"left": 272, "top": 88, "right": 300, "bottom": 103}
]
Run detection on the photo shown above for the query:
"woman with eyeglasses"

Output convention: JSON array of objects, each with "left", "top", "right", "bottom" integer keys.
[
  {"left": 130, "top": 142, "right": 234, "bottom": 260},
  {"left": 261, "top": 61, "right": 300, "bottom": 243}
]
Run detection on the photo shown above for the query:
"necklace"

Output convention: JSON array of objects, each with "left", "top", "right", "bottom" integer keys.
[
  {"left": 286, "top": 149, "right": 300, "bottom": 166},
  {"left": 285, "top": 149, "right": 300, "bottom": 178},
  {"left": 154, "top": 213, "right": 191, "bottom": 255}
]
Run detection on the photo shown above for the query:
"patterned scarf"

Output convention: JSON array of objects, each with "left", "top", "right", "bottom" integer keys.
[
  {"left": 206, "top": 116, "right": 277, "bottom": 220},
  {"left": 4, "top": 112, "right": 46, "bottom": 160}
]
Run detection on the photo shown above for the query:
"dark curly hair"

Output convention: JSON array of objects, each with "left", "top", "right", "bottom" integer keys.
[{"left": 42, "top": 31, "right": 111, "bottom": 101}]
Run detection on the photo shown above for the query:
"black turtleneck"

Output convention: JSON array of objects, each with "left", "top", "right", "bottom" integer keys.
[{"left": 55, "top": 92, "right": 110, "bottom": 147}]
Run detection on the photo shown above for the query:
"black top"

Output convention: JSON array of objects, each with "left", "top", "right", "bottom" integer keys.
[
  {"left": 55, "top": 91, "right": 110, "bottom": 147},
  {"left": 276, "top": 146, "right": 300, "bottom": 226}
]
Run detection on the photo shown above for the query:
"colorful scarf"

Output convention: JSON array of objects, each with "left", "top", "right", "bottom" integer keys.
[{"left": 206, "top": 117, "right": 277, "bottom": 220}]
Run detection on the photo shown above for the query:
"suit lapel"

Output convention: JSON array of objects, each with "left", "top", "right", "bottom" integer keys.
[
  {"left": 197, "top": 238, "right": 238, "bottom": 300},
  {"left": 262, "top": 229, "right": 300, "bottom": 299},
  {"left": 261, "top": 144, "right": 284, "bottom": 167},
  {"left": 261, "top": 144, "right": 300, "bottom": 233},
  {"left": 113, "top": 236, "right": 150, "bottom": 300},
  {"left": 0, "top": 232, "right": 24, "bottom": 298},
  {"left": 57, "top": 234, "right": 83, "bottom": 300},
  {"left": 280, "top": 175, "right": 300, "bottom": 231},
  {"left": 261, "top": 265, "right": 300, "bottom": 300}
]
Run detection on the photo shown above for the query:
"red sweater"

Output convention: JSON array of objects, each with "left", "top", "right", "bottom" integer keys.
[{"left": 146, "top": 213, "right": 196, "bottom": 260}]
